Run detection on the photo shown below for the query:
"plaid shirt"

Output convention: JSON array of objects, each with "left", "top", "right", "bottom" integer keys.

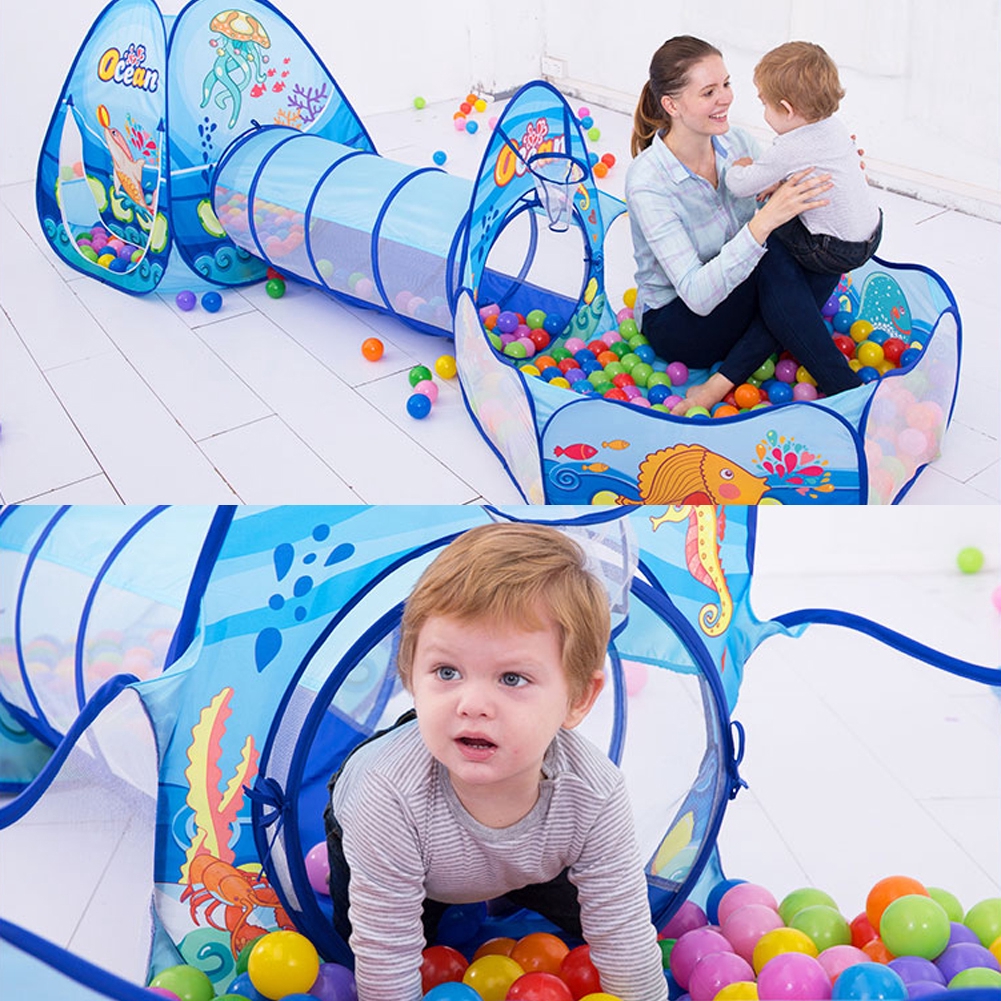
[{"left": 625, "top": 128, "right": 766, "bottom": 321}]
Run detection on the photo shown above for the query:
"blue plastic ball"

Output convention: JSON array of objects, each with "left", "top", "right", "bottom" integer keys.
[
  {"left": 424, "top": 983, "right": 482, "bottom": 1001},
  {"left": 634, "top": 344, "right": 656, "bottom": 364},
  {"left": 175, "top": 290, "right": 197, "bottom": 311},
  {"left": 406, "top": 393, "right": 432, "bottom": 419},
  {"left": 900, "top": 347, "right": 923, "bottom": 368},
  {"left": 201, "top": 291, "right": 223, "bottom": 313},
  {"left": 587, "top": 151, "right": 599, "bottom": 166},
  {"left": 465, "top": 119, "right": 478, "bottom": 134},
  {"left": 108, "top": 257, "right": 130, "bottom": 272},
  {"left": 858, "top": 365, "right": 881, "bottom": 383},
  {"left": 580, "top": 115, "right": 594, "bottom": 129},
  {"left": 432, "top": 150, "right": 447, "bottom": 166},
  {"left": 832, "top": 963, "right": 907, "bottom": 999},
  {"left": 867, "top": 329, "right": 889, "bottom": 345},
  {"left": 573, "top": 380, "right": 596, "bottom": 395},
  {"left": 647, "top": 384, "right": 672, "bottom": 406},
  {"left": 227, "top": 972, "right": 267, "bottom": 1001},
  {"left": 832, "top": 310, "right": 853, "bottom": 333},
  {"left": 766, "top": 381, "right": 793, "bottom": 404},
  {"left": 542, "top": 314, "right": 565, "bottom": 335},
  {"left": 574, "top": 350, "right": 595, "bottom": 366}
]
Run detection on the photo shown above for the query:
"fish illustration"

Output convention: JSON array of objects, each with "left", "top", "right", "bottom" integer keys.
[
  {"left": 856, "top": 272, "right": 912, "bottom": 339},
  {"left": 97, "top": 104, "right": 152, "bottom": 212},
  {"left": 602, "top": 439, "right": 630, "bottom": 451},
  {"left": 554, "top": 443, "right": 597, "bottom": 460},
  {"left": 613, "top": 444, "right": 769, "bottom": 506},
  {"left": 581, "top": 462, "right": 609, "bottom": 473}
]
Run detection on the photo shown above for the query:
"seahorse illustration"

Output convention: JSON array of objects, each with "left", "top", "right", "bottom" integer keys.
[
  {"left": 614, "top": 444, "right": 769, "bottom": 506},
  {"left": 650, "top": 505, "right": 732, "bottom": 636}
]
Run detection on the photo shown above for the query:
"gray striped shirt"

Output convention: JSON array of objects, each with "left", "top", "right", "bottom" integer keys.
[{"left": 331, "top": 720, "right": 668, "bottom": 1001}]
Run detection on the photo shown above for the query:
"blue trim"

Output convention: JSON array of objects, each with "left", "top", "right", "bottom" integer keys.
[
  {"left": 745, "top": 507, "right": 758, "bottom": 574},
  {"left": 0, "top": 916, "right": 155, "bottom": 1001},
  {"left": 773, "top": 609, "right": 1000, "bottom": 685},
  {"left": 163, "top": 506, "right": 236, "bottom": 668},
  {"left": 370, "top": 166, "right": 444, "bottom": 315},
  {"left": 13, "top": 507, "right": 71, "bottom": 745},
  {"left": 445, "top": 209, "right": 470, "bottom": 310},
  {"left": 0, "top": 674, "right": 140, "bottom": 828},
  {"left": 74, "top": 507, "right": 167, "bottom": 710}
]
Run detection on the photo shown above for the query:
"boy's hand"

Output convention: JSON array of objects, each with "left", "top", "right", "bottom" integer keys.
[
  {"left": 755, "top": 181, "right": 782, "bottom": 202},
  {"left": 732, "top": 156, "right": 753, "bottom": 167}
]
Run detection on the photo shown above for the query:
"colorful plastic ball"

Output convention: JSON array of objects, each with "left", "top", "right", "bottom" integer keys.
[
  {"left": 830, "top": 310, "right": 853, "bottom": 334},
  {"left": 466, "top": 120, "right": 479, "bottom": 134},
  {"left": 855, "top": 341, "right": 884, "bottom": 367},
  {"left": 461, "top": 954, "right": 524, "bottom": 1001},
  {"left": 713, "top": 982, "right": 758, "bottom": 1000},
  {"left": 409, "top": 364, "right": 433, "bottom": 387},
  {"left": 308, "top": 963, "right": 357, "bottom": 1001},
  {"left": 964, "top": 898, "right": 1001, "bottom": 946},
  {"left": 688, "top": 951, "right": 754, "bottom": 1001},
  {"left": 956, "top": 546, "right": 985, "bottom": 574},
  {"left": 830, "top": 963, "right": 907, "bottom": 999},
  {"left": 752, "top": 928, "right": 818, "bottom": 975},
  {"left": 935, "top": 941, "right": 1001, "bottom": 980},
  {"left": 495, "top": 311, "right": 519, "bottom": 334},
  {"left": 718, "top": 885, "right": 779, "bottom": 927},
  {"left": 504, "top": 340, "right": 529, "bottom": 359},
  {"left": 949, "top": 967, "right": 1001, "bottom": 989},
  {"left": 670, "top": 927, "right": 734, "bottom": 990},
  {"left": 415, "top": 380, "right": 439, "bottom": 402},
  {"left": 879, "top": 895, "right": 950, "bottom": 960},
  {"left": 474, "top": 98, "right": 487, "bottom": 113},
  {"left": 424, "top": 984, "right": 482, "bottom": 1001},
  {"left": 587, "top": 127, "right": 601, "bottom": 142},
  {"left": 733, "top": 384, "right": 761, "bottom": 410},
  {"left": 265, "top": 278, "right": 286, "bottom": 299},
  {"left": 509, "top": 934, "right": 571, "bottom": 976},
  {"left": 406, "top": 392, "right": 432, "bottom": 419},
  {"left": 593, "top": 162, "right": 609, "bottom": 179},
  {"left": 687, "top": 405, "right": 711, "bottom": 418},
  {"left": 857, "top": 365, "right": 880, "bottom": 383},
  {"left": 866, "top": 876, "right": 929, "bottom": 930},
  {"left": 422, "top": 945, "right": 470, "bottom": 993},
  {"left": 887, "top": 956, "right": 945, "bottom": 986},
  {"left": 175, "top": 290, "right": 197, "bottom": 311},
  {"left": 923, "top": 888, "right": 964, "bottom": 924},
  {"left": 757, "top": 952, "right": 831, "bottom": 1000},
  {"left": 414, "top": 96, "right": 427, "bottom": 109},
  {"left": 722, "top": 905, "right": 784, "bottom": 965},
  {"left": 766, "top": 381, "right": 793, "bottom": 404},
  {"left": 148, "top": 965, "right": 214, "bottom": 1001},
  {"left": 622, "top": 287, "right": 638, "bottom": 309},
  {"left": 434, "top": 354, "right": 457, "bottom": 379},
  {"left": 201, "top": 291, "right": 222, "bottom": 313},
  {"left": 773, "top": 358, "right": 798, "bottom": 383},
  {"left": 900, "top": 347, "right": 923, "bottom": 367},
  {"left": 850, "top": 319, "right": 874, "bottom": 342},
  {"left": 506, "top": 972, "right": 574, "bottom": 1001},
  {"left": 618, "top": 318, "right": 639, "bottom": 338},
  {"left": 432, "top": 150, "right": 448, "bottom": 166},
  {"left": 247, "top": 930, "right": 320, "bottom": 1000},
  {"left": 792, "top": 382, "right": 819, "bottom": 402},
  {"left": 993, "top": 586, "right": 1001, "bottom": 615},
  {"left": 453, "top": 116, "right": 467, "bottom": 131},
  {"left": 818, "top": 946, "right": 870, "bottom": 984},
  {"left": 832, "top": 334, "right": 856, "bottom": 359},
  {"left": 784, "top": 890, "right": 841, "bottom": 928},
  {"left": 543, "top": 314, "right": 565, "bottom": 335},
  {"left": 227, "top": 972, "right": 267, "bottom": 1001},
  {"left": 881, "top": 337, "right": 907, "bottom": 364},
  {"left": 601, "top": 153, "right": 616, "bottom": 168},
  {"left": 821, "top": 295, "right": 840, "bottom": 317},
  {"left": 523, "top": 309, "right": 547, "bottom": 329},
  {"left": 666, "top": 361, "right": 689, "bottom": 386},
  {"left": 304, "top": 840, "right": 330, "bottom": 894},
  {"left": 790, "top": 906, "right": 851, "bottom": 953}
]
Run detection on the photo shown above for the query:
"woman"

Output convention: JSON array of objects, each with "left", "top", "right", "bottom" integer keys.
[{"left": 625, "top": 35, "right": 862, "bottom": 415}]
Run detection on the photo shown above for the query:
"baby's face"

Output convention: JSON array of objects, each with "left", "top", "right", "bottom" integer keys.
[{"left": 409, "top": 613, "right": 586, "bottom": 808}]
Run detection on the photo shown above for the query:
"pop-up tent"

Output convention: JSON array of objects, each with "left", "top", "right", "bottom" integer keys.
[{"left": 1, "top": 505, "right": 997, "bottom": 1000}]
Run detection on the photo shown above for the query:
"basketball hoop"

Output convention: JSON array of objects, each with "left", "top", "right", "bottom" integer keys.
[{"left": 526, "top": 152, "right": 586, "bottom": 232}]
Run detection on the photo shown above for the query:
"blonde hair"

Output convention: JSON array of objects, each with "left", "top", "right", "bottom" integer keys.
[
  {"left": 631, "top": 35, "right": 722, "bottom": 157},
  {"left": 397, "top": 523, "right": 611, "bottom": 701},
  {"left": 753, "top": 41, "right": 845, "bottom": 122}
]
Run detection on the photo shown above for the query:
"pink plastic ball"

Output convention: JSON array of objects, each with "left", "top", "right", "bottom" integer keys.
[
  {"left": 688, "top": 951, "right": 755, "bottom": 1001},
  {"left": 817, "top": 944, "right": 869, "bottom": 984},
  {"left": 718, "top": 884, "right": 780, "bottom": 926},
  {"left": 516, "top": 337, "right": 537, "bottom": 357},
  {"left": 304, "top": 841, "right": 330, "bottom": 895},
  {"left": 792, "top": 382, "right": 819, "bottom": 402},
  {"left": 666, "top": 361, "right": 689, "bottom": 386},
  {"left": 897, "top": 426, "right": 928, "bottom": 459},
  {"left": 664, "top": 394, "right": 683, "bottom": 409},
  {"left": 499, "top": 333, "right": 516, "bottom": 346},
  {"left": 669, "top": 928, "right": 733, "bottom": 990},
  {"left": 775, "top": 359, "right": 799, "bottom": 383},
  {"left": 661, "top": 900, "right": 709, "bottom": 940},
  {"left": 993, "top": 585, "right": 1001, "bottom": 614},
  {"left": 479, "top": 303, "right": 500, "bottom": 319},
  {"left": 415, "top": 380, "right": 439, "bottom": 403},
  {"left": 488, "top": 116, "right": 498, "bottom": 128},
  {"left": 616, "top": 307, "right": 634, "bottom": 323},
  {"left": 756, "top": 952, "right": 831, "bottom": 1000},
  {"left": 577, "top": 106, "right": 591, "bottom": 118},
  {"left": 602, "top": 330, "right": 623, "bottom": 345},
  {"left": 622, "top": 385, "right": 643, "bottom": 400},
  {"left": 514, "top": 323, "right": 531, "bottom": 339},
  {"left": 630, "top": 395, "right": 652, "bottom": 408},
  {"left": 564, "top": 337, "right": 586, "bottom": 354},
  {"left": 147, "top": 991, "right": 182, "bottom": 1000},
  {"left": 722, "top": 904, "right": 785, "bottom": 965},
  {"left": 454, "top": 116, "right": 468, "bottom": 131}
]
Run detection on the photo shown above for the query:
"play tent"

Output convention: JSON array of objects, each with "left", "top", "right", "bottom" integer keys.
[{"left": 1, "top": 504, "right": 998, "bottom": 1000}]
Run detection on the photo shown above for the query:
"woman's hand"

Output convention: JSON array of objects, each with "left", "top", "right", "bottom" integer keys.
[{"left": 747, "top": 167, "right": 832, "bottom": 244}]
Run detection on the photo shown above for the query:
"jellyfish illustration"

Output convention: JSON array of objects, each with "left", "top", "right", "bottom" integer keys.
[{"left": 201, "top": 10, "right": 271, "bottom": 129}]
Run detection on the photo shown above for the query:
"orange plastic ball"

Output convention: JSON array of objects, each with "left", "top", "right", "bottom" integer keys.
[
  {"left": 473, "top": 937, "right": 517, "bottom": 961},
  {"left": 713, "top": 404, "right": 740, "bottom": 418},
  {"left": 466, "top": 92, "right": 478, "bottom": 104},
  {"left": 733, "top": 383, "right": 762, "bottom": 410},
  {"left": 862, "top": 938, "right": 894, "bottom": 964},
  {"left": 509, "top": 933, "right": 570, "bottom": 975},
  {"left": 592, "top": 162, "right": 608, "bottom": 178},
  {"left": 361, "top": 337, "right": 384, "bottom": 361},
  {"left": 866, "top": 876, "right": 929, "bottom": 930}
]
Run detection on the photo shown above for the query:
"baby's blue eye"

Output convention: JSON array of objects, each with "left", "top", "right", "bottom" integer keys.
[
  {"left": 500, "top": 672, "right": 526, "bottom": 687},
  {"left": 436, "top": 666, "right": 459, "bottom": 681}
]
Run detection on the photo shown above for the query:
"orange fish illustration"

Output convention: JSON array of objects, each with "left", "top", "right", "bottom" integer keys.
[
  {"left": 97, "top": 104, "right": 152, "bottom": 213},
  {"left": 602, "top": 439, "right": 630, "bottom": 450},
  {"left": 581, "top": 462, "right": 609, "bottom": 472},
  {"left": 614, "top": 444, "right": 769, "bottom": 506},
  {"left": 554, "top": 443, "right": 598, "bottom": 460}
]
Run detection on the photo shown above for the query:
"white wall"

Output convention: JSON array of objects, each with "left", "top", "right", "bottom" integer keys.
[{"left": 2, "top": 0, "right": 999, "bottom": 218}]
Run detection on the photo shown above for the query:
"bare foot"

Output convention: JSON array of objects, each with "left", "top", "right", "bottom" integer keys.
[{"left": 671, "top": 372, "right": 735, "bottom": 416}]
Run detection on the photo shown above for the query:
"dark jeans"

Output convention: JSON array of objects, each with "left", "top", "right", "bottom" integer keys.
[
  {"left": 641, "top": 238, "right": 863, "bottom": 395},
  {"left": 773, "top": 210, "right": 882, "bottom": 275},
  {"left": 323, "top": 711, "right": 583, "bottom": 956}
]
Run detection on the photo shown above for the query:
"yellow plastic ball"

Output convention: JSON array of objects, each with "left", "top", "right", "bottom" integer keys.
[
  {"left": 462, "top": 955, "right": 524, "bottom": 1001},
  {"left": 434, "top": 354, "right": 457, "bottom": 379},
  {"left": 579, "top": 995, "right": 625, "bottom": 1001},
  {"left": 850, "top": 319, "right": 875, "bottom": 343},
  {"left": 474, "top": 98, "right": 487, "bottom": 112},
  {"left": 622, "top": 287, "right": 637, "bottom": 309},
  {"left": 752, "top": 927, "right": 818, "bottom": 975},
  {"left": 549, "top": 376, "right": 571, "bottom": 389},
  {"left": 876, "top": 358, "right": 897, "bottom": 375},
  {"left": 989, "top": 933, "right": 1001, "bottom": 964},
  {"left": 247, "top": 931, "right": 320, "bottom": 1000},
  {"left": 856, "top": 341, "right": 885, "bottom": 368},
  {"left": 714, "top": 982, "right": 759, "bottom": 1000},
  {"left": 795, "top": 365, "right": 817, "bottom": 386},
  {"left": 848, "top": 358, "right": 863, "bottom": 372},
  {"left": 519, "top": 364, "right": 541, "bottom": 376}
]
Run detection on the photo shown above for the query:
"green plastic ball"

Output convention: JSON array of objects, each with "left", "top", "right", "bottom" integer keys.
[
  {"left": 630, "top": 363, "right": 654, "bottom": 388},
  {"left": 778, "top": 888, "right": 840, "bottom": 925},
  {"left": 964, "top": 897, "right": 1001, "bottom": 947},
  {"left": 235, "top": 940, "right": 255, "bottom": 975},
  {"left": 488, "top": 332, "right": 503, "bottom": 351},
  {"left": 790, "top": 904, "right": 851, "bottom": 952},
  {"left": 627, "top": 334, "right": 650, "bottom": 349},
  {"left": 949, "top": 967, "right": 1001, "bottom": 989},
  {"left": 603, "top": 361, "right": 625, "bottom": 378},
  {"left": 658, "top": 938, "right": 675, "bottom": 969},
  {"left": 503, "top": 341, "right": 528, "bottom": 359},
  {"left": 619, "top": 352, "right": 641, "bottom": 371},
  {"left": 646, "top": 372, "right": 672, "bottom": 389},
  {"left": 587, "top": 371, "right": 608, "bottom": 388},
  {"left": 587, "top": 126, "right": 601, "bottom": 142},
  {"left": 413, "top": 96, "right": 427, "bottom": 109},
  {"left": 957, "top": 546, "right": 985, "bottom": 574},
  {"left": 618, "top": 318, "right": 639, "bottom": 338},
  {"left": 879, "top": 893, "right": 950, "bottom": 960},
  {"left": 549, "top": 347, "right": 572, "bottom": 362},
  {"left": 753, "top": 358, "right": 776, "bottom": 381},
  {"left": 148, "top": 965, "right": 215, "bottom": 1001},
  {"left": 927, "top": 887, "right": 965, "bottom": 923},
  {"left": 79, "top": 244, "right": 99, "bottom": 263},
  {"left": 408, "top": 364, "right": 433, "bottom": 387},
  {"left": 687, "top": 406, "right": 711, "bottom": 418},
  {"left": 525, "top": 309, "right": 547, "bottom": 329},
  {"left": 608, "top": 340, "right": 631, "bottom": 358},
  {"left": 265, "top": 278, "right": 286, "bottom": 299}
]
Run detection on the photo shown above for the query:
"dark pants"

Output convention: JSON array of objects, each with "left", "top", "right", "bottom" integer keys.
[
  {"left": 323, "top": 712, "right": 583, "bottom": 955},
  {"left": 773, "top": 210, "right": 883, "bottom": 275},
  {"left": 641, "top": 238, "right": 863, "bottom": 395}
]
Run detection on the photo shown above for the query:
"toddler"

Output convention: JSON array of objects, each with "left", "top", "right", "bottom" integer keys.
[
  {"left": 725, "top": 40, "right": 882, "bottom": 275},
  {"left": 324, "top": 522, "right": 667, "bottom": 1001}
]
